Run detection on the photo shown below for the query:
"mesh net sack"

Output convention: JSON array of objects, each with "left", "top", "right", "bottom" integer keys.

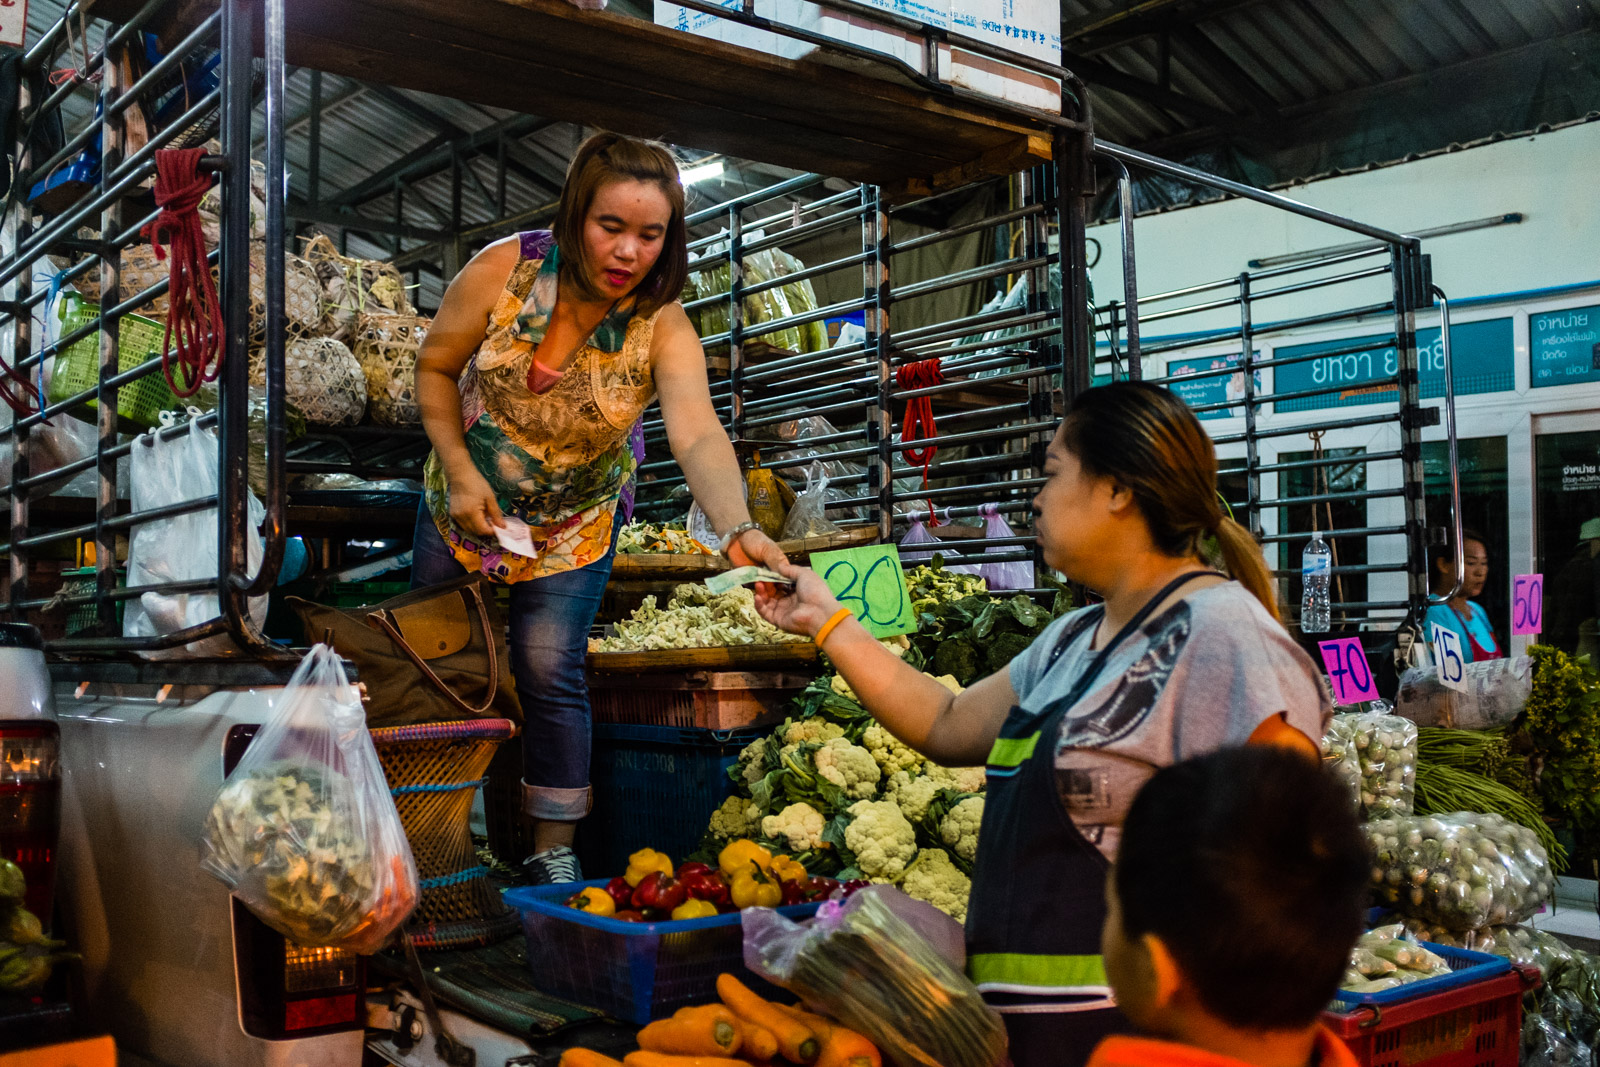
[
  {"left": 251, "top": 337, "right": 368, "bottom": 427},
  {"left": 303, "top": 234, "right": 414, "bottom": 342},
  {"left": 353, "top": 312, "right": 429, "bottom": 427}
]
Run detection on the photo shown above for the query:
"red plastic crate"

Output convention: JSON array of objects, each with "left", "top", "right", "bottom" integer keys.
[
  {"left": 1322, "top": 964, "right": 1539, "bottom": 1067},
  {"left": 586, "top": 669, "right": 807, "bottom": 729}
]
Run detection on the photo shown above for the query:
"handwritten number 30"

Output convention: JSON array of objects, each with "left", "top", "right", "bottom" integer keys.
[{"left": 824, "top": 555, "right": 905, "bottom": 626}]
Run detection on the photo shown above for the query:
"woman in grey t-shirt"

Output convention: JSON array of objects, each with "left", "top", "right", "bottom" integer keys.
[{"left": 756, "top": 382, "right": 1329, "bottom": 1067}]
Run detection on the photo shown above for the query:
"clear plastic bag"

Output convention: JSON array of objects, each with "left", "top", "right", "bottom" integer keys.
[
  {"left": 782, "top": 468, "right": 842, "bottom": 541},
  {"left": 1322, "top": 712, "right": 1416, "bottom": 818},
  {"left": 968, "top": 505, "right": 1033, "bottom": 592},
  {"left": 744, "top": 887, "right": 1007, "bottom": 1067},
  {"left": 899, "top": 516, "right": 941, "bottom": 564},
  {"left": 1363, "top": 811, "right": 1554, "bottom": 930},
  {"left": 1526, "top": 1015, "right": 1594, "bottom": 1067},
  {"left": 123, "top": 420, "right": 267, "bottom": 656},
  {"left": 201, "top": 644, "right": 419, "bottom": 953},
  {"left": 1396, "top": 656, "right": 1532, "bottom": 730}
]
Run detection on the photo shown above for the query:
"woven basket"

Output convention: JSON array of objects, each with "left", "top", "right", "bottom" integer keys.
[
  {"left": 250, "top": 336, "right": 367, "bottom": 426},
  {"left": 303, "top": 234, "right": 414, "bottom": 342},
  {"left": 247, "top": 241, "right": 324, "bottom": 344},
  {"left": 353, "top": 311, "right": 429, "bottom": 427},
  {"left": 369, "top": 718, "right": 521, "bottom": 950}
]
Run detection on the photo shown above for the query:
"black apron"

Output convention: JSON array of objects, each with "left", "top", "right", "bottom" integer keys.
[{"left": 967, "top": 571, "right": 1223, "bottom": 1067}]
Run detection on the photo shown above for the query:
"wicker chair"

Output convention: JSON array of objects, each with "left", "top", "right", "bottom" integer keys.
[{"left": 370, "top": 718, "right": 521, "bottom": 949}]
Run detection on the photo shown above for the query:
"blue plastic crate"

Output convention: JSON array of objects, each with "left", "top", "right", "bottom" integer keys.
[
  {"left": 506, "top": 881, "right": 819, "bottom": 1024},
  {"left": 1331, "top": 942, "right": 1512, "bottom": 1009},
  {"left": 578, "top": 724, "right": 767, "bottom": 879}
]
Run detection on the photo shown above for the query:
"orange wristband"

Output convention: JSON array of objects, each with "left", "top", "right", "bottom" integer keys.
[{"left": 813, "top": 607, "right": 854, "bottom": 648}]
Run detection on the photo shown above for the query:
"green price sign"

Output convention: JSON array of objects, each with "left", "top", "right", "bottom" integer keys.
[{"left": 812, "top": 544, "right": 917, "bottom": 638}]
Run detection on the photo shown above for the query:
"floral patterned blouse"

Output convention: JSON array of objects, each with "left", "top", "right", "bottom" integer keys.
[{"left": 422, "top": 231, "right": 661, "bottom": 583}]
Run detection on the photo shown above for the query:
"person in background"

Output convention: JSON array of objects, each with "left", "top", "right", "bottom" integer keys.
[
  {"left": 1091, "top": 746, "right": 1367, "bottom": 1067},
  {"left": 413, "top": 132, "right": 787, "bottom": 885},
  {"left": 1549, "top": 518, "right": 1600, "bottom": 660},
  {"left": 754, "top": 381, "right": 1331, "bottom": 1067},
  {"left": 1424, "top": 529, "right": 1503, "bottom": 662}
]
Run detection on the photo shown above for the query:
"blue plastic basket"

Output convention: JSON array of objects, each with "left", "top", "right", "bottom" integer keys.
[
  {"left": 578, "top": 724, "right": 767, "bottom": 880},
  {"left": 506, "top": 882, "right": 820, "bottom": 1024},
  {"left": 1331, "top": 942, "right": 1512, "bottom": 1008}
]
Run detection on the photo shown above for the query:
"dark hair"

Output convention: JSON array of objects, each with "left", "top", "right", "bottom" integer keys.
[
  {"left": 1428, "top": 527, "right": 1488, "bottom": 593},
  {"left": 1060, "top": 381, "right": 1279, "bottom": 621},
  {"left": 554, "top": 132, "right": 689, "bottom": 319},
  {"left": 1116, "top": 747, "right": 1368, "bottom": 1031}
]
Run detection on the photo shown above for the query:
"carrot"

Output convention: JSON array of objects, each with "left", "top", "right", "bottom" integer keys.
[
  {"left": 737, "top": 1021, "right": 780, "bottom": 1061},
  {"left": 623, "top": 1053, "right": 749, "bottom": 1067},
  {"left": 560, "top": 1049, "right": 625, "bottom": 1067},
  {"left": 772, "top": 1004, "right": 834, "bottom": 1042},
  {"left": 816, "top": 1026, "right": 881, "bottom": 1067},
  {"left": 716, "top": 974, "right": 820, "bottom": 1064},
  {"left": 640, "top": 1005, "right": 743, "bottom": 1057}
]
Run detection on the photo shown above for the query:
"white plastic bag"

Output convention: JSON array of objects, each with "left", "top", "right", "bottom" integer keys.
[
  {"left": 123, "top": 419, "right": 267, "bottom": 655},
  {"left": 781, "top": 468, "right": 842, "bottom": 541},
  {"left": 1396, "top": 656, "right": 1532, "bottom": 730},
  {"left": 201, "top": 644, "right": 419, "bottom": 953}
]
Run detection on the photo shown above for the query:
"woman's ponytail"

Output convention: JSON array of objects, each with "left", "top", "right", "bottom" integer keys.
[{"left": 1213, "top": 516, "right": 1280, "bottom": 623}]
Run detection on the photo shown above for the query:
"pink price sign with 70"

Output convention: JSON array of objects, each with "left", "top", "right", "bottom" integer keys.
[{"left": 1318, "top": 637, "right": 1379, "bottom": 706}]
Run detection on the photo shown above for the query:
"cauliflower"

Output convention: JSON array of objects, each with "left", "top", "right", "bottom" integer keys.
[
  {"left": 927, "top": 762, "right": 987, "bottom": 795},
  {"left": 830, "top": 674, "right": 858, "bottom": 701},
  {"left": 862, "top": 724, "right": 923, "bottom": 778},
  {"left": 930, "top": 674, "right": 965, "bottom": 695},
  {"left": 736, "top": 736, "right": 772, "bottom": 787},
  {"left": 762, "top": 802, "right": 827, "bottom": 852},
  {"left": 844, "top": 799, "right": 918, "bottom": 882},
  {"left": 939, "top": 795, "right": 985, "bottom": 863},
  {"left": 813, "top": 738, "right": 881, "bottom": 800},
  {"left": 901, "top": 848, "right": 971, "bottom": 922},
  {"left": 887, "top": 771, "right": 941, "bottom": 823},
  {"left": 709, "top": 796, "right": 762, "bottom": 840},
  {"left": 782, "top": 718, "right": 846, "bottom": 746}
]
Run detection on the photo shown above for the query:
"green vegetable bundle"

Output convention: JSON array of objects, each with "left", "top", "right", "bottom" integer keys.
[
  {"left": 1413, "top": 763, "right": 1565, "bottom": 868},
  {"left": 0, "top": 858, "right": 76, "bottom": 995},
  {"left": 905, "top": 560, "right": 1068, "bottom": 687},
  {"left": 1364, "top": 811, "right": 1554, "bottom": 930},
  {"left": 1522, "top": 646, "right": 1600, "bottom": 835}
]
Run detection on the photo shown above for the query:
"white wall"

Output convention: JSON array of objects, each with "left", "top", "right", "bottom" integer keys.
[{"left": 1090, "top": 121, "right": 1600, "bottom": 330}]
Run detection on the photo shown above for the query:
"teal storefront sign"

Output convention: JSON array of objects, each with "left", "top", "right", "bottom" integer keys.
[
  {"left": 1273, "top": 318, "right": 1513, "bottom": 412},
  {"left": 1530, "top": 304, "right": 1600, "bottom": 387},
  {"left": 1167, "top": 352, "right": 1262, "bottom": 421}
]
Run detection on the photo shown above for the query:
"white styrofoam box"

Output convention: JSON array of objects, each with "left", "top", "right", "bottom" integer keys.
[
  {"left": 654, "top": 0, "right": 1062, "bottom": 114},
  {"left": 945, "top": 0, "right": 1062, "bottom": 113}
]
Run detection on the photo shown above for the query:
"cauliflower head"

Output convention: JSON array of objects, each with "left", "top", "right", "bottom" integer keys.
[
  {"left": 829, "top": 674, "right": 858, "bottom": 701},
  {"left": 888, "top": 772, "right": 941, "bottom": 823},
  {"left": 901, "top": 847, "right": 972, "bottom": 922},
  {"left": 736, "top": 736, "right": 772, "bottom": 787},
  {"left": 862, "top": 724, "right": 924, "bottom": 778},
  {"left": 762, "top": 802, "right": 826, "bottom": 852},
  {"left": 783, "top": 718, "right": 846, "bottom": 746},
  {"left": 814, "top": 738, "right": 881, "bottom": 800},
  {"left": 709, "top": 796, "right": 762, "bottom": 840},
  {"left": 844, "top": 799, "right": 918, "bottom": 882},
  {"left": 927, "top": 762, "right": 987, "bottom": 795},
  {"left": 929, "top": 674, "right": 966, "bottom": 695},
  {"left": 939, "top": 795, "right": 985, "bottom": 863}
]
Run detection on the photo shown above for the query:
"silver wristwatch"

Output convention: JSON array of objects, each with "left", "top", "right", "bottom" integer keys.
[{"left": 719, "top": 521, "right": 761, "bottom": 558}]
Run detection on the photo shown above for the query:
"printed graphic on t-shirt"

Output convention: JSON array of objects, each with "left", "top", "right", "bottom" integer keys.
[{"left": 1063, "top": 603, "right": 1192, "bottom": 747}]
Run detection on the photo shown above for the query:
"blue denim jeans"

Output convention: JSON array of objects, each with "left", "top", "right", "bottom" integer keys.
[{"left": 410, "top": 502, "right": 615, "bottom": 822}]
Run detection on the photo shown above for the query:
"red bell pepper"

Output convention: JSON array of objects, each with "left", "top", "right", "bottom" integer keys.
[
  {"left": 613, "top": 910, "right": 644, "bottom": 922},
  {"left": 631, "top": 871, "right": 687, "bottom": 913},
  {"left": 780, "top": 879, "right": 809, "bottom": 906},
  {"left": 681, "top": 869, "right": 732, "bottom": 908},
  {"left": 840, "top": 879, "right": 870, "bottom": 897},
  {"left": 604, "top": 876, "right": 635, "bottom": 910},
  {"left": 676, "top": 861, "right": 714, "bottom": 880},
  {"left": 806, "top": 877, "right": 840, "bottom": 901}
]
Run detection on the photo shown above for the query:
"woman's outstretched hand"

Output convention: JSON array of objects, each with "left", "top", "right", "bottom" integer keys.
[{"left": 753, "top": 560, "right": 843, "bottom": 639}]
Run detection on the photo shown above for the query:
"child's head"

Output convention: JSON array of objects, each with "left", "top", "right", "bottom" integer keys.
[{"left": 1101, "top": 747, "right": 1368, "bottom": 1040}]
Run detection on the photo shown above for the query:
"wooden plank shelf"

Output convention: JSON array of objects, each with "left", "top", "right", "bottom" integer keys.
[{"left": 114, "top": 0, "right": 1056, "bottom": 194}]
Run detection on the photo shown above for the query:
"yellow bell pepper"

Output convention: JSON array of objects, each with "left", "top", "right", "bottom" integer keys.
[
  {"left": 625, "top": 848, "right": 675, "bottom": 888},
  {"left": 770, "top": 854, "right": 808, "bottom": 884},
  {"left": 670, "top": 898, "right": 720, "bottom": 921},
  {"left": 729, "top": 862, "right": 783, "bottom": 909},
  {"left": 566, "top": 886, "right": 616, "bottom": 916},
  {"left": 718, "top": 839, "right": 773, "bottom": 879}
]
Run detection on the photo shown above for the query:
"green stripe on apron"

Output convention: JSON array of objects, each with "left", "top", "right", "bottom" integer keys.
[
  {"left": 987, "top": 732, "right": 1041, "bottom": 768},
  {"left": 968, "top": 953, "right": 1110, "bottom": 989}
]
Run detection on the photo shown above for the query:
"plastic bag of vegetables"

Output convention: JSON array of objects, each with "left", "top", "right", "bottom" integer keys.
[
  {"left": 1364, "top": 811, "right": 1554, "bottom": 931},
  {"left": 201, "top": 644, "right": 419, "bottom": 953},
  {"left": 1324, "top": 711, "right": 1416, "bottom": 818}
]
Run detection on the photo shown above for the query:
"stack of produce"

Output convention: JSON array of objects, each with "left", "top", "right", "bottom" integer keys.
[
  {"left": 558, "top": 974, "right": 884, "bottom": 1067},
  {"left": 0, "top": 858, "right": 76, "bottom": 995},
  {"left": 1322, "top": 711, "right": 1416, "bottom": 818},
  {"left": 1522, "top": 645, "right": 1600, "bottom": 840},
  {"left": 688, "top": 246, "right": 829, "bottom": 356},
  {"left": 563, "top": 843, "right": 865, "bottom": 923},
  {"left": 591, "top": 585, "right": 808, "bottom": 653},
  {"left": 1339, "top": 924, "right": 1451, "bottom": 996},
  {"left": 904, "top": 562, "right": 1067, "bottom": 687},
  {"left": 1363, "top": 812, "right": 1553, "bottom": 929},
  {"left": 618, "top": 521, "right": 718, "bottom": 556}
]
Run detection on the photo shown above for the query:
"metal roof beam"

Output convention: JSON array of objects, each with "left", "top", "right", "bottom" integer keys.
[
  {"left": 1168, "top": 25, "right": 1280, "bottom": 115},
  {"left": 1069, "top": 0, "right": 1274, "bottom": 57},
  {"left": 1065, "top": 49, "right": 1245, "bottom": 126},
  {"left": 284, "top": 200, "right": 447, "bottom": 240},
  {"left": 322, "top": 112, "right": 556, "bottom": 208},
  {"left": 365, "top": 84, "right": 564, "bottom": 192}
]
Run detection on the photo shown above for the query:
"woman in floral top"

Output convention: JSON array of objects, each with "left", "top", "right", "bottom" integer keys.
[{"left": 414, "top": 133, "right": 785, "bottom": 883}]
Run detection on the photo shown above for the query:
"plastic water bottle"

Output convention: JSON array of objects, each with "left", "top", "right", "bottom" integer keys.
[{"left": 1302, "top": 533, "right": 1331, "bottom": 633}]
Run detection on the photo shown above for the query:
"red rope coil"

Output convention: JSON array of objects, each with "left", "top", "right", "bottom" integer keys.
[
  {"left": 144, "top": 148, "right": 223, "bottom": 398},
  {"left": 896, "top": 357, "right": 944, "bottom": 522}
]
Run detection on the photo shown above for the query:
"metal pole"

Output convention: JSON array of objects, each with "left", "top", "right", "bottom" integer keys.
[
  {"left": 1057, "top": 128, "right": 1094, "bottom": 403},
  {"left": 727, "top": 205, "right": 745, "bottom": 442},
  {"left": 1393, "top": 245, "right": 1430, "bottom": 624},
  {"left": 1113, "top": 160, "right": 1140, "bottom": 373},
  {"left": 95, "top": 33, "right": 128, "bottom": 634},
  {"left": 6, "top": 74, "right": 32, "bottom": 617},
  {"left": 307, "top": 69, "right": 323, "bottom": 208},
  {"left": 1238, "top": 272, "right": 1261, "bottom": 540},
  {"left": 1427, "top": 286, "right": 1463, "bottom": 605},
  {"left": 865, "top": 186, "right": 893, "bottom": 543}
]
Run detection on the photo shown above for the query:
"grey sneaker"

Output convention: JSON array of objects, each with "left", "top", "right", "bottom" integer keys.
[{"left": 522, "top": 845, "right": 583, "bottom": 886}]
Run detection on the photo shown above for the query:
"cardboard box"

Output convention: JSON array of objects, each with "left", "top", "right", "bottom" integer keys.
[{"left": 655, "top": 0, "right": 1061, "bottom": 112}]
